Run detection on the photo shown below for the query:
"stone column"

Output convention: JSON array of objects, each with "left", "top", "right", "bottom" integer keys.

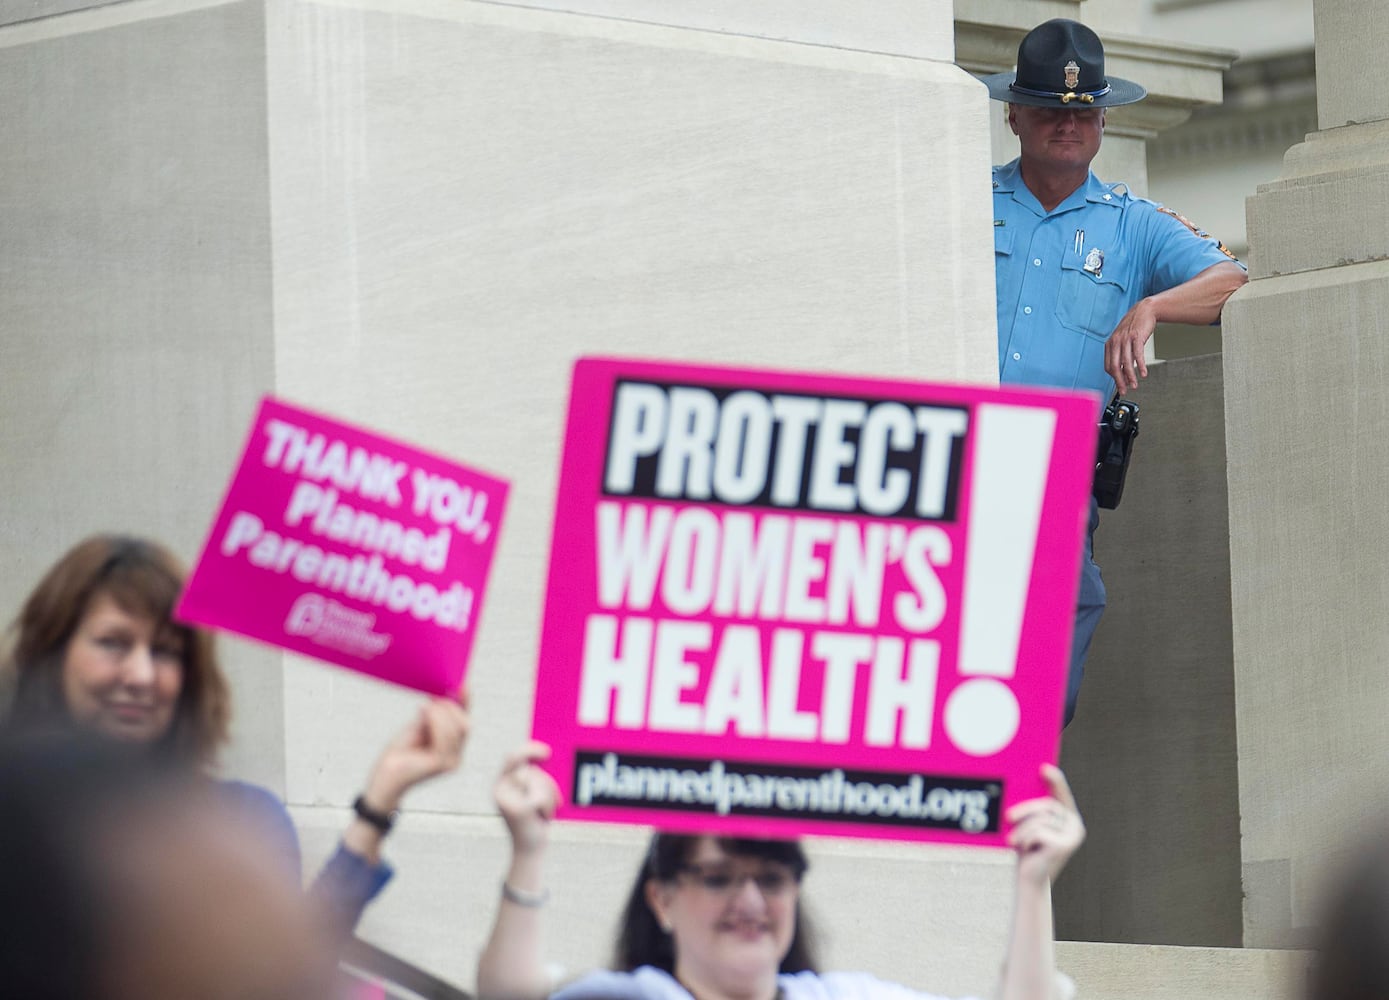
[
  {"left": 1224, "top": 0, "right": 1389, "bottom": 950},
  {"left": 267, "top": 4, "right": 1005, "bottom": 989},
  {"left": 0, "top": 0, "right": 288, "bottom": 793},
  {"left": 1, "top": 1, "right": 1011, "bottom": 992}
]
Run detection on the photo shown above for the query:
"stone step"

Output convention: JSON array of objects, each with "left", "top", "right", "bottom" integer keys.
[{"left": 1057, "top": 941, "right": 1310, "bottom": 1000}]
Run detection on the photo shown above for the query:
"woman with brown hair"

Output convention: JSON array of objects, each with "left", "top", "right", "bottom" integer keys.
[{"left": 2, "top": 533, "right": 471, "bottom": 934}]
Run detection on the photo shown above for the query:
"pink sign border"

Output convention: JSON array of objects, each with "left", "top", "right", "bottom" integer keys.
[
  {"left": 533, "top": 356, "right": 1100, "bottom": 848},
  {"left": 176, "top": 395, "right": 509, "bottom": 697}
]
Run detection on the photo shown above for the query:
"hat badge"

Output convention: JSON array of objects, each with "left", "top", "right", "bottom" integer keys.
[{"left": 1064, "top": 60, "right": 1080, "bottom": 89}]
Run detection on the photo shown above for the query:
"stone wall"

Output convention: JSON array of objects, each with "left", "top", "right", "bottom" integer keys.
[
  {"left": 1, "top": 1, "right": 1011, "bottom": 991},
  {"left": 1055, "top": 355, "right": 1244, "bottom": 949}
]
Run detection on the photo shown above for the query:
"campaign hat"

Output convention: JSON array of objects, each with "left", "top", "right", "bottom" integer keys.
[{"left": 981, "top": 19, "right": 1146, "bottom": 108}]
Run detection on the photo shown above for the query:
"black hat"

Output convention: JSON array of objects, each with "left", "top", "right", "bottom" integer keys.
[{"left": 981, "top": 19, "right": 1146, "bottom": 108}]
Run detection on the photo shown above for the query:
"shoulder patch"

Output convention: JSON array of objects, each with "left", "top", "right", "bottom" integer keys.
[{"left": 1157, "top": 206, "right": 1240, "bottom": 261}]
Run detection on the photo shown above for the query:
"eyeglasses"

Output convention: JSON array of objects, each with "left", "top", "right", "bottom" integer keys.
[
  {"left": 1025, "top": 105, "right": 1103, "bottom": 123},
  {"left": 675, "top": 862, "right": 800, "bottom": 898}
]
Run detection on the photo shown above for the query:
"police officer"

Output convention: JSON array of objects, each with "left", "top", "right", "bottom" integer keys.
[{"left": 983, "top": 19, "right": 1247, "bottom": 726}]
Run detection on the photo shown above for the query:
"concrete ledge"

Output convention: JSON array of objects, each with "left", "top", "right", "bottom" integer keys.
[{"left": 1056, "top": 941, "right": 1309, "bottom": 1000}]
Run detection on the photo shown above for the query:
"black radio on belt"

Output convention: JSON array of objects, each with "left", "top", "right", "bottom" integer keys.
[{"left": 1094, "top": 392, "right": 1139, "bottom": 510}]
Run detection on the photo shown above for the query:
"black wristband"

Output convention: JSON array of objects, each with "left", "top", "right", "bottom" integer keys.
[{"left": 352, "top": 794, "right": 399, "bottom": 835}]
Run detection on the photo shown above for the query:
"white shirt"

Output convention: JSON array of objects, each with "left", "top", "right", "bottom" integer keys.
[{"left": 550, "top": 966, "right": 974, "bottom": 1000}]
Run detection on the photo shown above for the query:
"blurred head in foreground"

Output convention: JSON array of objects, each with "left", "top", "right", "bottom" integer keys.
[
  {"left": 1307, "top": 829, "right": 1389, "bottom": 1000},
  {"left": 0, "top": 733, "right": 335, "bottom": 1000},
  {"left": 2, "top": 534, "right": 229, "bottom": 765}
]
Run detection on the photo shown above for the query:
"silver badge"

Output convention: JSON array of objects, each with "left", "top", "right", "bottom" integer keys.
[{"left": 1084, "top": 247, "right": 1104, "bottom": 276}]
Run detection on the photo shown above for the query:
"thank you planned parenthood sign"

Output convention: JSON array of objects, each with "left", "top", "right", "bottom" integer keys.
[
  {"left": 532, "top": 357, "right": 1098, "bottom": 848},
  {"left": 177, "top": 396, "right": 508, "bottom": 696}
]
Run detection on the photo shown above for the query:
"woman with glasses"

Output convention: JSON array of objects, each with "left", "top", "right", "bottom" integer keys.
[{"left": 477, "top": 742, "right": 1084, "bottom": 1000}]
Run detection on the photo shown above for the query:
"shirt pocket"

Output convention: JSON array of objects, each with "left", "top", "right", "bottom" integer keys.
[
  {"left": 994, "top": 226, "right": 1015, "bottom": 258},
  {"left": 994, "top": 227, "right": 1016, "bottom": 318},
  {"left": 1056, "top": 252, "right": 1130, "bottom": 341}
]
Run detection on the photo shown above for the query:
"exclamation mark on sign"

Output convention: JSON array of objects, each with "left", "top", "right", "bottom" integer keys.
[{"left": 944, "top": 404, "right": 1057, "bottom": 757}]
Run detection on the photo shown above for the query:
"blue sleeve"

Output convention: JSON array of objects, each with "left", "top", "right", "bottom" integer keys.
[
  {"left": 309, "top": 842, "right": 394, "bottom": 938},
  {"left": 1138, "top": 201, "right": 1246, "bottom": 298},
  {"left": 217, "top": 780, "right": 392, "bottom": 938},
  {"left": 217, "top": 779, "right": 303, "bottom": 882}
]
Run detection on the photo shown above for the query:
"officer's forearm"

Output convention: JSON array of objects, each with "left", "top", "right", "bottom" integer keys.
[{"left": 1144, "top": 261, "right": 1247, "bottom": 326}]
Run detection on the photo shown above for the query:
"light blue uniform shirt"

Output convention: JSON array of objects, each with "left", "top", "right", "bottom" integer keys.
[{"left": 993, "top": 158, "right": 1242, "bottom": 398}]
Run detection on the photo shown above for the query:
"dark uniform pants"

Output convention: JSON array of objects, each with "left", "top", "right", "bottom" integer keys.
[{"left": 1065, "top": 496, "right": 1106, "bottom": 727}]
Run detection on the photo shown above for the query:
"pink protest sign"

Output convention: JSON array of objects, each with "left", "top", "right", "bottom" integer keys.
[
  {"left": 532, "top": 357, "right": 1099, "bottom": 848},
  {"left": 177, "top": 396, "right": 508, "bottom": 695}
]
